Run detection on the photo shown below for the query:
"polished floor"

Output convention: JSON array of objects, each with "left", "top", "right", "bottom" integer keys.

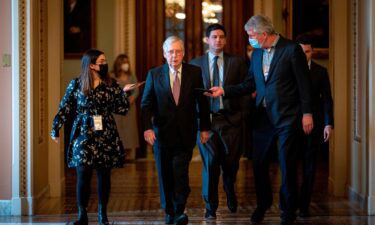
[{"left": 0, "top": 152, "right": 373, "bottom": 224}]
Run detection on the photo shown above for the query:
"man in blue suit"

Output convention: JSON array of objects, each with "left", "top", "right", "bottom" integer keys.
[
  {"left": 141, "top": 36, "right": 211, "bottom": 225},
  {"left": 190, "top": 24, "right": 249, "bottom": 220},
  {"left": 209, "top": 15, "right": 313, "bottom": 225}
]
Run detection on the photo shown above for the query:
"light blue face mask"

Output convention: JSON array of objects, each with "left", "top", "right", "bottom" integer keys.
[{"left": 249, "top": 38, "right": 262, "bottom": 49}]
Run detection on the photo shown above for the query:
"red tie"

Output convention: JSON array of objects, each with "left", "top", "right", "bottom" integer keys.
[{"left": 172, "top": 71, "right": 180, "bottom": 105}]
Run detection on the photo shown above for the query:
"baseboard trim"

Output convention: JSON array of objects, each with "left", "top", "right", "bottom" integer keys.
[
  {"left": 348, "top": 186, "right": 367, "bottom": 210},
  {"left": 11, "top": 196, "right": 33, "bottom": 215},
  {"left": 0, "top": 200, "right": 11, "bottom": 215},
  {"left": 367, "top": 195, "right": 375, "bottom": 215},
  {"left": 7, "top": 179, "right": 66, "bottom": 216}
]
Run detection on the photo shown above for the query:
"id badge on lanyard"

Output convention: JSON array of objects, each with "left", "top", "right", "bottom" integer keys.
[{"left": 93, "top": 115, "right": 103, "bottom": 131}]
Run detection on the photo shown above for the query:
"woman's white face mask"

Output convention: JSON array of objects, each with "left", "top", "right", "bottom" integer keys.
[{"left": 121, "top": 63, "right": 130, "bottom": 72}]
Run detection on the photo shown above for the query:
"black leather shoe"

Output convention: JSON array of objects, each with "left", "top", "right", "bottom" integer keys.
[
  {"left": 174, "top": 213, "right": 188, "bottom": 225},
  {"left": 204, "top": 209, "right": 216, "bottom": 220},
  {"left": 165, "top": 214, "right": 174, "bottom": 224},
  {"left": 280, "top": 218, "right": 295, "bottom": 225},
  {"left": 298, "top": 210, "right": 310, "bottom": 218},
  {"left": 280, "top": 213, "right": 296, "bottom": 225},
  {"left": 74, "top": 206, "right": 88, "bottom": 225},
  {"left": 227, "top": 195, "right": 238, "bottom": 213},
  {"left": 98, "top": 204, "right": 109, "bottom": 225},
  {"left": 250, "top": 207, "right": 267, "bottom": 223}
]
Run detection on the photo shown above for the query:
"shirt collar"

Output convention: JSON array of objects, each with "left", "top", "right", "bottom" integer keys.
[
  {"left": 208, "top": 51, "right": 224, "bottom": 62},
  {"left": 169, "top": 65, "right": 182, "bottom": 75}
]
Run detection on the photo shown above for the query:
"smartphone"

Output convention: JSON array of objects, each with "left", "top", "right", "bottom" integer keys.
[
  {"left": 195, "top": 88, "right": 213, "bottom": 94},
  {"left": 128, "top": 81, "right": 145, "bottom": 88}
]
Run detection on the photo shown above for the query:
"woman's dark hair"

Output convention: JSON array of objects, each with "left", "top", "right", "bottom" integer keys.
[
  {"left": 205, "top": 23, "right": 226, "bottom": 37},
  {"left": 112, "top": 54, "right": 131, "bottom": 78},
  {"left": 79, "top": 48, "right": 111, "bottom": 96}
]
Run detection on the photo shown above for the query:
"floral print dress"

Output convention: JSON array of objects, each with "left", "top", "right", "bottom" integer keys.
[{"left": 51, "top": 78, "right": 129, "bottom": 168}]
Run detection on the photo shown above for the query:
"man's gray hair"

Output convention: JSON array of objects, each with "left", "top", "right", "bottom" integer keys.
[
  {"left": 162, "top": 36, "right": 185, "bottom": 53},
  {"left": 244, "top": 15, "right": 276, "bottom": 34}
]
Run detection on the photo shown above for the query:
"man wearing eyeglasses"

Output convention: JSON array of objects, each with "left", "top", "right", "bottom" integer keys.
[{"left": 141, "top": 36, "right": 211, "bottom": 225}]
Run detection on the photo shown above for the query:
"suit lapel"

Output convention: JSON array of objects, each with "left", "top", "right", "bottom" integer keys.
[
  {"left": 179, "top": 63, "right": 191, "bottom": 106},
  {"left": 309, "top": 61, "right": 319, "bottom": 87},
  {"left": 266, "top": 36, "right": 286, "bottom": 82},
  {"left": 310, "top": 61, "right": 318, "bottom": 74},
  {"left": 254, "top": 49, "right": 265, "bottom": 84},
  {"left": 160, "top": 64, "right": 174, "bottom": 103},
  {"left": 202, "top": 54, "right": 210, "bottom": 89}
]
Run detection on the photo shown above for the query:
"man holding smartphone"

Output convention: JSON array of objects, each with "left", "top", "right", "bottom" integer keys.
[{"left": 190, "top": 23, "right": 250, "bottom": 220}]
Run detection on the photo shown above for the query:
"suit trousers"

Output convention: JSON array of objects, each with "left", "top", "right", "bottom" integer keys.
[
  {"left": 197, "top": 113, "right": 243, "bottom": 212},
  {"left": 76, "top": 166, "right": 111, "bottom": 208},
  {"left": 298, "top": 125, "right": 323, "bottom": 212},
  {"left": 153, "top": 145, "right": 193, "bottom": 216},
  {"left": 252, "top": 107, "right": 299, "bottom": 219}
]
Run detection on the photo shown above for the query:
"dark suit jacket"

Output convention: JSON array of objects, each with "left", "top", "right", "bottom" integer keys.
[
  {"left": 310, "top": 61, "right": 334, "bottom": 128},
  {"left": 141, "top": 63, "right": 211, "bottom": 148},
  {"left": 224, "top": 36, "right": 312, "bottom": 128},
  {"left": 189, "top": 53, "right": 249, "bottom": 125}
]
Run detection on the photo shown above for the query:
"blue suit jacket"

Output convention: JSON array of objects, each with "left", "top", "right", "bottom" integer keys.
[{"left": 224, "top": 36, "right": 312, "bottom": 128}]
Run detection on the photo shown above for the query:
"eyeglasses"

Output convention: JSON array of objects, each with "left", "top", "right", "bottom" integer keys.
[{"left": 166, "top": 49, "right": 183, "bottom": 56}]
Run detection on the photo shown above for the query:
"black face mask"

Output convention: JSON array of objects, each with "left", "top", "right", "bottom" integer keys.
[{"left": 97, "top": 64, "right": 108, "bottom": 79}]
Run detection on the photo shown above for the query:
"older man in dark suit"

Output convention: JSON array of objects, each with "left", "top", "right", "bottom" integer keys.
[
  {"left": 296, "top": 35, "right": 334, "bottom": 218},
  {"left": 189, "top": 23, "right": 249, "bottom": 220},
  {"left": 141, "top": 36, "right": 211, "bottom": 225},
  {"left": 209, "top": 15, "right": 313, "bottom": 225}
]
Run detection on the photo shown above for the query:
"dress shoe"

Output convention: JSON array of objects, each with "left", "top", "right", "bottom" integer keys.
[
  {"left": 204, "top": 209, "right": 216, "bottom": 220},
  {"left": 164, "top": 214, "right": 174, "bottom": 224},
  {"left": 298, "top": 210, "right": 310, "bottom": 218},
  {"left": 74, "top": 206, "right": 88, "bottom": 225},
  {"left": 227, "top": 195, "right": 238, "bottom": 213},
  {"left": 280, "top": 213, "right": 296, "bottom": 225},
  {"left": 250, "top": 207, "right": 267, "bottom": 223},
  {"left": 280, "top": 218, "right": 295, "bottom": 225},
  {"left": 174, "top": 213, "right": 188, "bottom": 225}
]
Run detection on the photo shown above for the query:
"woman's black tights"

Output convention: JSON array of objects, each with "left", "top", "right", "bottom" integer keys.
[{"left": 76, "top": 166, "right": 111, "bottom": 208}]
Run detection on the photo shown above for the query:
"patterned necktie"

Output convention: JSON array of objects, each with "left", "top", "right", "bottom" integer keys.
[
  {"left": 211, "top": 56, "right": 220, "bottom": 112},
  {"left": 172, "top": 70, "right": 180, "bottom": 105}
]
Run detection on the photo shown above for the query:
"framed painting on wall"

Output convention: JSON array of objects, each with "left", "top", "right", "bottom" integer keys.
[
  {"left": 64, "top": 0, "right": 96, "bottom": 59},
  {"left": 292, "top": 0, "right": 329, "bottom": 58}
]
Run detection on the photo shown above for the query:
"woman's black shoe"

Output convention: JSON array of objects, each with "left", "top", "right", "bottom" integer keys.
[
  {"left": 74, "top": 206, "right": 88, "bottom": 225},
  {"left": 250, "top": 207, "right": 267, "bottom": 223}
]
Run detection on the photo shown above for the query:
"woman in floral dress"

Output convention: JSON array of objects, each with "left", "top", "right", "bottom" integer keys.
[{"left": 51, "top": 49, "right": 137, "bottom": 225}]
